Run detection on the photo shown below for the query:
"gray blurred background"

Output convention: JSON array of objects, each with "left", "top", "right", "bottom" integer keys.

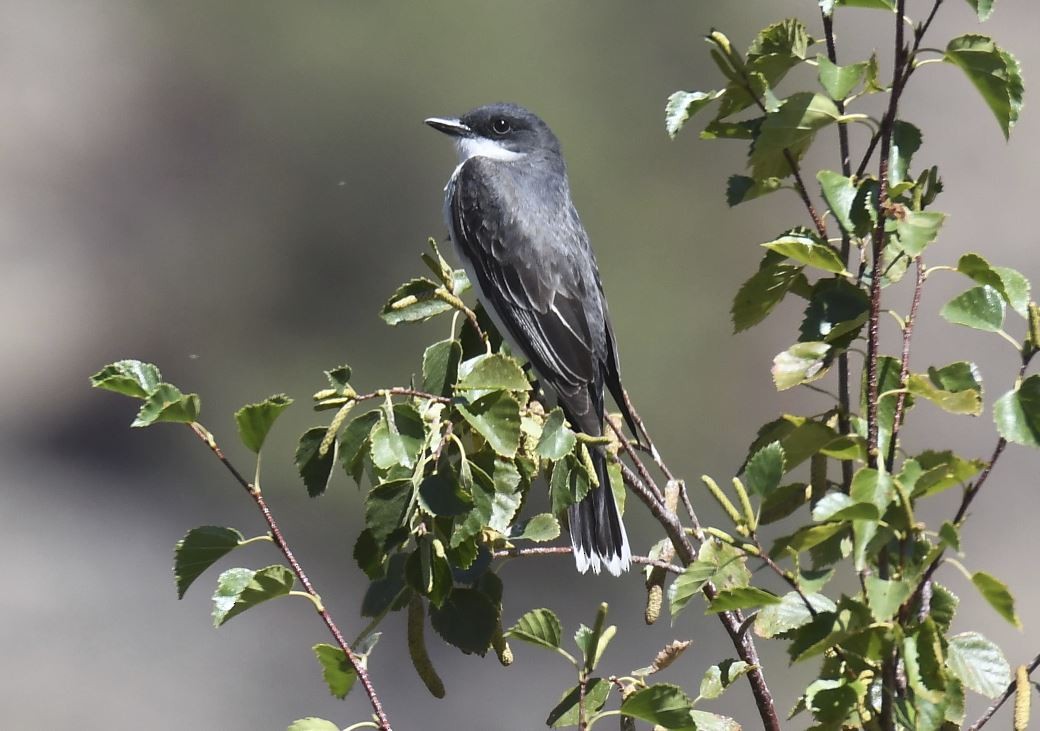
[{"left": 4, "top": 2, "right": 1039, "bottom": 729}]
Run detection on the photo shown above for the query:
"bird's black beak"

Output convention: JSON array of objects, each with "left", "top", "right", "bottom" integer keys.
[{"left": 424, "top": 117, "right": 471, "bottom": 137}]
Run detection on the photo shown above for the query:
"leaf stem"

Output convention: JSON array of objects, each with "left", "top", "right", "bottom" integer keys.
[{"left": 185, "top": 422, "right": 394, "bottom": 730}]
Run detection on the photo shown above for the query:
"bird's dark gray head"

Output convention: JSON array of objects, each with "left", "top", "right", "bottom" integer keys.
[{"left": 425, "top": 103, "right": 562, "bottom": 162}]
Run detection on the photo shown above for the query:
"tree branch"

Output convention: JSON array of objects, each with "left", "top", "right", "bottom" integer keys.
[
  {"left": 186, "top": 422, "right": 393, "bottom": 731},
  {"left": 885, "top": 258, "right": 926, "bottom": 470},
  {"left": 968, "top": 652, "right": 1040, "bottom": 730}
]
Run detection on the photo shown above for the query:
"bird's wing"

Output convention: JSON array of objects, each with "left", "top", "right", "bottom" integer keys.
[{"left": 449, "top": 160, "right": 605, "bottom": 424}]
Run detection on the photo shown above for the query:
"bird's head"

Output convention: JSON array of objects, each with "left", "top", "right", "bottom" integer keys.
[{"left": 425, "top": 103, "right": 561, "bottom": 163}]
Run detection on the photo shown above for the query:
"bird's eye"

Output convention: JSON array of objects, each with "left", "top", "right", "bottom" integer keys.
[{"left": 491, "top": 118, "right": 511, "bottom": 135}]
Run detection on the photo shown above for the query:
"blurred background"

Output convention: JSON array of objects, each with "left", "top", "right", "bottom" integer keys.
[{"left": 4, "top": 1, "right": 1039, "bottom": 729}]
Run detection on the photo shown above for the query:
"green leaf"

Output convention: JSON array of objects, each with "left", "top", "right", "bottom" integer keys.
[
  {"left": 688, "top": 711, "right": 741, "bottom": 731},
  {"left": 906, "top": 363, "right": 983, "bottom": 415},
  {"left": 912, "top": 450, "right": 985, "bottom": 497},
  {"left": 296, "top": 427, "right": 336, "bottom": 497},
  {"left": 892, "top": 210, "right": 946, "bottom": 257},
  {"left": 174, "top": 526, "right": 244, "bottom": 599},
  {"left": 287, "top": 719, "right": 340, "bottom": 731},
  {"left": 731, "top": 255, "right": 806, "bottom": 332},
  {"left": 536, "top": 407, "right": 577, "bottom": 460},
  {"left": 381, "top": 277, "right": 454, "bottom": 325},
  {"left": 422, "top": 339, "right": 462, "bottom": 397},
  {"left": 365, "top": 479, "right": 413, "bottom": 544},
  {"left": 547, "top": 679, "right": 611, "bottom": 728},
  {"left": 865, "top": 576, "right": 912, "bottom": 622},
  {"left": 941, "top": 285, "right": 1005, "bottom": 332},
  {"left": 312, "top": 643, "right": 357, "bottom": 699},
  {"left": 750, "top": 93, "right": 841, "bottom": 179},
  {"left": 762, "top": 229, "right": 846, "bottom": 274},
  {"left": 699, "top": 540, "right": 752, "bottom": 590},
  {"left": 90, "top": 359, "right": 162, "bottom": 398},
  {"left": 457, "top": 353, "right": 530, "bottom": 392},
  {"left": 799, "top": 278, "right": 869, "bottom": 346},
  {"left": 506, "top": 608, "right": 563, "bottom": 650},
  {"left": 665, "top": 90, "right": 721, "bottom": 138},
  {"left": 754, "top": 592, "right": 836, "bottom": 638},
  {"left": 706, "top": 586, "right": 781, "bottom": 614},
  {"left": 338, "top": 410, "right": 380, "bottom": 483},
  {"left": 889, "top": 120, "right": 923, "bottom": 184},
  {"left": 235, "top": 394, "right": 293, "bottom": 453},
  {"left": 748, "top": 18, "right": 810, "bottom": 61},
  {"left": 850, "top": 467, "right": 894, "bottom": 570},
  {"left": 994, "top": 375, "right": 1040, "bottom": 446},
  {"left": 131, "top": 383, "right": 200, "bottom": 427},
  {"left": 957, "top": 253, "right": 1031, "bottom": 316},
  {"left": 972, "top": 571, "right": 1021, "bottom": 627},
  {"left": 811, "top": 493, "right": 879, "bottom": 522},
  {"left": 211, "top": 565, "right": 294, "bottom": 626},
  {"left": 369, "top": 404, "right": 425, "bottom": 471},
  {"left": 772, "top": 342, "right": 831, "bottom": 390},
  {"left": 944, "top": 35, "right": 1023, "bottom": 139},
  {"left": 457, "top": 391, "right": 521, "bottom": 458},
  {"left": 760, "top": 481, "right": 809, "bottom": 524},
  {"left": 772, "top": 522, "right": 846, "bottom": 557},
  {"left": 417, "top": 473, "right": 471, "bottom": 517},
  {"left": 511, "top": 513, "right": 561, "bottom": 542},
  {"left": 620, "top": 683, "right": 695, "bottom": 728},
  {"left": 668, "top": 559, "right": 718, "bottom": 619},
  {"left": 361, "top": 553, "right": 408, "bottom": 618},
  {"left": 746, "top": 442, "right": 785, "bottom": 496},
  {"left": 699, "top": 660, "right": 753, "bottom": 700},
  {"left": 817, "top": 170, "right": 859, "bottom": 234},
  {"left": 965, "top": 0, "right": 995, "bottom": 21},
  {"left": 946, "top": 632, "right": 1011, "bottom": 698},
  {"left": 817, "top": 56, "right": 867, "bottom": 100},
  {"left": 429, "top": 587, "right": 499, "bottom": 656},
  {"left": 726, "top": 174, "right": 784, "bottom": 206}
]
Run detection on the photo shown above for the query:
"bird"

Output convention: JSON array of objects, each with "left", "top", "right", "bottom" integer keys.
[{"left": 425, "top": 102, "right": 639, "bottom": 575}]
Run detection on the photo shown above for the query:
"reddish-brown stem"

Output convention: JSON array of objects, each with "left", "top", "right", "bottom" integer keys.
[
  {"left": 187, "top": 423, "right": 393, "bottom": 731},
  {"left": 885, "top": 259, "right": 926, "bottom": 470}
]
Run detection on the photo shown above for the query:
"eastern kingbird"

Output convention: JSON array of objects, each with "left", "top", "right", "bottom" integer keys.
[{"left": 426, "top": 103, "right": 639, "bottom": 576}]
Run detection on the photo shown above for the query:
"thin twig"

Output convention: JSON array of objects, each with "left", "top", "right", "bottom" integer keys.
[
  {"left": 352, "top": 387, "right": 451, "bottom": 404},
  {"left": 606, "top": 416, "right": 665, "bottom": 506},
  {"left": 186, "top": 422, "right": 393, "bottom": 731},
  {"left": 885, "top": 258, "right": 926, "bottom": 470},
  {"left": 968, "top": 652, "right": 1040, "bottom": 731}
]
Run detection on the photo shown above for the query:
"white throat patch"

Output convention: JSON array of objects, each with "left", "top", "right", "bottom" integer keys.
[{"left": 456, "top": 137, "right": 526, "bottom": 163}]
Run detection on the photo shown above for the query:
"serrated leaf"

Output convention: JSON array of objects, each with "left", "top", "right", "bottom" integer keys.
[
  {"left": 799, "top": 278, "right": 869, "bottom": 346},
  {"left": 944, "top": 34, "right": 1023, "bottom": 139},
  {"left": 174, "top": 526, "right": 244, "bottom": 599},
  {"left": 547, "top": 678, "right": 611, "bottom": 728},
  {"left": 506, "top": 608, "right": 563, "bottom": 650},
  {"left": 296, "top": 427, "right": 336, "bottom": 497},
  {"left": 750, "top": 93, "right": 841, "bottom": 179},
  {"left": 865, "top": 576, "right": 912, "bottom": 622},
  {"left": 312, "top": 643, "right": 357, "bottom": 699},
  {"left": 947, "top": 632, "right": 1011, "bottom": 698},
  {"left": 762, "top": 230, "right": 847, "bottom": 274},
  {"left": 536, "top": 407, "right": 577, "bottom": 460},
  {"left": 965, "top": 0, "right": 995, "bottom": 21},
  {"left": 706, "top": 586, "right": 781, "bottom": 613},
  {"left": 456, "top": 353, "right": 530, "bottom": 392},
  {"left": 235, "top": 394, "right": 293, "bottom": 453},
  {"left": 726, "top": 174, "right": 784, "bottom": 206},
  {"left": 892, "top": 210, "right": 946, "bottom": 257},
  {"left": 688, "top": 711, "right": 741, "bottom": 731},
  {"left": 907, "top": 362, "right": 983, "bottom": 415},
  {"left": 994, "top": 375, "right": 1040, "bottom": 446},
  {"left": 457, "top": 391, "right": 521, "bottom": 458},
  {"left": 957, "top": 253, "right": 1031, "bottom": 316},
  {"left": 771, "top": 522, "right": 845, "bottom": 557},
  {"left": 941, "top": 285, "right": 1005, "bottom": 332},
  {"left": 417, "top": 472, "right": 471, "bottom": 517},
  {"left": 422, "top": 339, "right": 462, "bottom": 397},
  {"left": 337, "top": 410, "right": 380, "bottom": 484},
  {"left": 668, "top": 559, "right": 719, "bottom": 619},
  {"left": 731, "top": 255, "right": 806, "bottom": 332},
  {"left": 889, "top": 120, "right": 923, "bottom": 184},
  {"left": 369, "top": 404, "right": 425, "bottom": 471},
  {"left": 817, "top": 170, "right": 860, "bottom": 235},
  {"left": 817, "top": 56, "right": 867, "bottom": 100},
  {"left": 972, "top": 571, "right": 1021, "bottom": 628},
  {"left": 361, "top": 553, "right": 408, "bottom": 618},
  {"left": 365, "top": 479, "right": 413, "bottom": 544},
  {"left": 755, "top": 591, "right": 836, "bottom": 638},
  {"left": 666, "top": 90, "right": 721, "bottom": 138},
  {"left": 772, "top": 342, "right": 831, "bottom": 390},
  {"left": 699, "top": 659, "right": 752, "bottom": 700},
  {"left": 90, "top": 359, "right": 162, "bottom": 398},
  {"left": 510, "top": 513, "right": 560, "bottom": 542},
  {"left": 429, "top": 587, "right": 499, "bottom": 656},
  {"left": 620, "top": 683, "right": 695, "bottom": 727},
  {"left": 131, "top": 383, "right": 200, "bottom": 427},
  {"left": 811, "top": 493, "right": 879, "bottom": 522},
  {"left": 746, "top": 441, "right": 785, "bottom": 496},
  {"left": 380, "top": 277, "right": 454, "bottom": 325},
  {"left": 287, "top": 719, "right": 340, "bottom": 731},
  {"left": 212, "top": 565, "right": 294, "bottom": 626}
]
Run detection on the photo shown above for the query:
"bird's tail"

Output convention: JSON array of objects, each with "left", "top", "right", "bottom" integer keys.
[{"left": 568, "top": 448, "right": 631, "bottom": 576}]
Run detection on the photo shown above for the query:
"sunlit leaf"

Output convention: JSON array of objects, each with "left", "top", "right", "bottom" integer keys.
[
  {"left": 506, "top": 608, "right": 563, "bottom": 650},
  {"left": 212, "top": 565, "right": 294, "bottom": 626},
  {"left": 947, "top": 632, "right": 1011, "bottom": 698},
  {"left": 971, "top": 571, "right": 1021, "bottom": 628},
  {"left": 174, "top": 526, "right": 244, "bottom": 599},
  {"left": 457, "top": 391, "right": 522, "bottom": 458},
  {"left": 944, "top": 35, "right": 1023, "bottom": 139},
  {"left": 762, "top": 229, "right": 847, "bottom": 274},
  {"left": 456, "top": 353, "right": 530, "bottom": 392},
  {"left": 772, "top": 342, "right": 831, "bottom": 390},
  {"left": 536, "top": 407, "right": 577, "bottom": 460},
  {"left": 90, "top": 359, "right": 162, "bottom": 399},
  {"left": 235, "top": 394, "right": 293, "bottom": 453},
  {"left": 666, "top": 90, "right": 722, "bottom": 138},
  {"left": 620, "top": 683, "right": 695, "bottom": 728},
  {"left": 731, "top": 255, "right": 806, "bottom": 332},
  {"left": 312, "top": 643, "right": 357, "bottom": 699},
  {"left": 132, "top": 384, "right": 200, "bottom": 427},
  {"left": 706, "top": 586, "right": 781, "bottom": 613},
  {"left": 750, "top": 93, "right": 841, "bottom": 179},
  {"left": 994, "top": 375, "right": 1040, "bottom": 446}
]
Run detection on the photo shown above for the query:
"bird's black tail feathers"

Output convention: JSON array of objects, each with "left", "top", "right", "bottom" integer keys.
[{"left": 568, "top": 447, "right": 631, "bottom": 576}]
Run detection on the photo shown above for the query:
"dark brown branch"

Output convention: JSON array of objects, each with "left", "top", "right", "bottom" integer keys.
[
  {"left": 885, "top": 259, "right": 926, "bottom": 470},
  {"left": 968, "top": 652, "right": 1040, "bottom": 731},
  {"left": 187, "top": 422, "right": 393, "bottom": 731}
]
